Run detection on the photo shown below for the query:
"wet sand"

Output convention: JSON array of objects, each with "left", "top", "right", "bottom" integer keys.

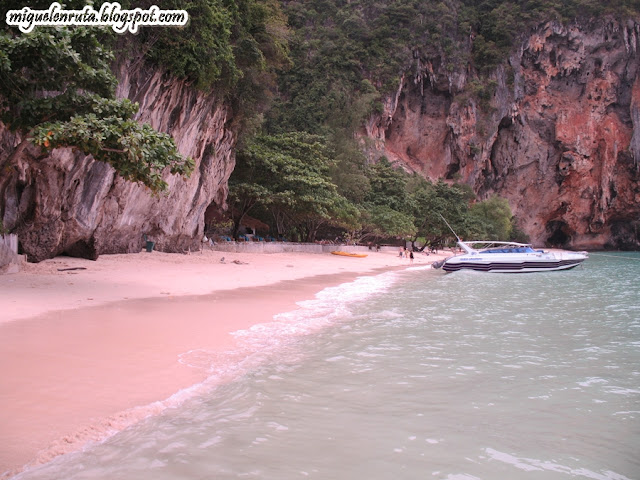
[{"left": 0, "top": 249, "right": 445, "bottom": 478}]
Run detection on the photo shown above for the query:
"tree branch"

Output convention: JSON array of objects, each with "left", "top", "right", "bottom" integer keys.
[{"left": 100, "top": 147, "right": 126, "bottom": 153}]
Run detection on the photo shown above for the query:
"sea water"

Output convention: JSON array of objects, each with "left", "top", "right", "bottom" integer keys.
[{"left": 13, "top": 253, "right": 640, "bottom": 480}]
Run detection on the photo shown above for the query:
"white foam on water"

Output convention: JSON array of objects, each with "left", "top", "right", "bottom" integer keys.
[
  {"left": 485, "top": 448, "right": 634, "bottom": 480},
  {"left": 578, "top": 377, "right": 609, "bottom": 387},
  {"left": 231, "top": 270, "right": 400, "bottom": 350},
  {"left": 605, "top": 386, "right": 640, "bottom": 396},
  {"left": 405, "top": 264, "right": 434, "bottom": 271},
  {"left": 442, "top": 474, "right": 482, "bottom": 480},
  {"left": 173, "top": 270, "right": 404, "bottom": 387}
]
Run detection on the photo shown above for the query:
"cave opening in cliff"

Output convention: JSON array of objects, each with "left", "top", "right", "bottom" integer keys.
[
  {"left": 204, "top": 201, "right": 237, "bottom": 239},
  {"left": 63, "top": 238, "right": 99, "bottom": 261},
  {"left": 546, "top": 220, "right": 571, "bottom": 247},
  {"left": 445, "top": 162, "right": 460, "bottom": 179},
  {"left": 609, "top": 221, "right": 640, "bottom": 250}
]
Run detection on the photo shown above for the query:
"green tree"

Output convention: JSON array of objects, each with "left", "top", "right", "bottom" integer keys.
[
  {"left": 0, "top": 25, "right": 193, "bottom": 193},
  {"left": 353, "top": 204, "right": 416, "bottom": 243},
  {"left": 468, "top": 196, "right": 513, "bottom": 240},
  {"left": 228, "top": 132, "right": 355, "bottom": 241},
  {"left": 131, "top": 0, "right": 290, "bottom": 90},
  {"left": 139, "top": 0, "right": 239, "bottom": 90},
  {"left": 329, "top": 139, "right": 372, "bottom": 205},
  {"left": 407, "top": 179, "right": 475, "bottom": 249},
  {"left": 347, "top": 158, "right": 417, "bottom": 242},
  {"left": 365, "top": 158, "right": 412, "bottom": 213},
  {"left": 133, "top": 0, "right": 291, "bottom": 141}
]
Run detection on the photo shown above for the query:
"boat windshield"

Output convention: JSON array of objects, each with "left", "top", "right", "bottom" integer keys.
[{"left": 480, "top": 246, "right": 537, "bottom": 254}]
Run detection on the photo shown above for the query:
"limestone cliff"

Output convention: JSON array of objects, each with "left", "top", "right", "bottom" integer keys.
[
  {"left": 0, "top": 60, "right": 235, "bottom": 262},
  {"left": 364, "top": 18, "right": 640, "bottom": 250},
  {"left": 3, "top": 17, "right": 639, "bottom": 259}
]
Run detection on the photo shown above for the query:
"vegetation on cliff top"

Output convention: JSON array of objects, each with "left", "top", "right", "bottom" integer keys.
[
  {"left": 123, "top": 0, "right": 291, "bottom": 135},
  {"left": 0, "top": 1, "right": 194, "bottom": 192},
  {"left": 0, "top": 0, "right": 291, "bottom": 197},
  {"left": 266, "top": 0, "right": 640, "bottom": 136}
]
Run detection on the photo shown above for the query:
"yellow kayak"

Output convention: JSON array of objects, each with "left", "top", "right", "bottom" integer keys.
[{"left": 330, "top": 251, "right": 368, "bottom": 258}]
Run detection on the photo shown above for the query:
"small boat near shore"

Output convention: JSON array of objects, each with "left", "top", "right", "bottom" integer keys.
[
  {"left": 433, "top": 241, "right": 588, "bottom": 273},
  {"left": 330, "top": 251, "right": 368, "bottom": 258}
]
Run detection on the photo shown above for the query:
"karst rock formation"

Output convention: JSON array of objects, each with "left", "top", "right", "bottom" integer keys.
[
  {"left": 363, "top": 18, "right": 640, "bottom": 249},
  {"left": 1, "top": 18, "right": 639, "bottom": 261},
  {"left": 0, "top": 60, "right": 235, "bottom": 262}
]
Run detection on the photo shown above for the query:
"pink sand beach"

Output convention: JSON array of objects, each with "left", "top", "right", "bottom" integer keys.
[{"left": 0, "top": 248, "right": 445, "bottom": 478}]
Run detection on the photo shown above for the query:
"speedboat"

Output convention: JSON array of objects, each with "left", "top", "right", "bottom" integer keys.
[{"left": 433, "top": 241, "right": 588, "bottom": 273}]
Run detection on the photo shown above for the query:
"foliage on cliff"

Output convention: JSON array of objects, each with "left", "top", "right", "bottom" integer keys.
[
  {"left": 460, "top": 0, "right": 640, "bottom": 71},
  {"left": 130, "top": 0, "right": 290, "bottom": 90},
  {"left": 0, "top": 0, "right": 289, "bottom": 194},
  {"left": 125, "top": 0, "right": 291, "bottom": 133},
  {"left": 0, "top": 27, "right": 193, "bottom": 192},
  {"left": 266, "top": 0, "right": 640, "bottom": 136},
  {"left": 0, "top": 0, "right": 196, "bottom": 193}
]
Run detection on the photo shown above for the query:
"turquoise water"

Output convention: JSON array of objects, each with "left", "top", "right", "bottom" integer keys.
[{"left": 14, "top": 253, "right": 640, "bottom": 479}]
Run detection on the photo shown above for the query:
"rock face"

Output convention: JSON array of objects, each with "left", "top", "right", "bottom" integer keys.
[
  {"left": 364, "top": 18, "right": 640, "bottom": 249},
  {"left": 0, "top": 60, "right": 235, "bottom": 262}
]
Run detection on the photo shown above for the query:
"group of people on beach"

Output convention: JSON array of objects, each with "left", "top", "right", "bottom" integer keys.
[{"left": 400, "top": 247, "right": 414, "bottom": 263}]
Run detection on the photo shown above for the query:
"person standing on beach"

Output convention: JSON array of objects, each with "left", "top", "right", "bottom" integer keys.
[{"left": 409, "top": 251, "right": 414, "bottom": 263}]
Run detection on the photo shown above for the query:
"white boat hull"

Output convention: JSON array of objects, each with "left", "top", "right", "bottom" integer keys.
[
  {"left": 437, "top": 241, "right": 588, "bottom": 273},
  {"left": 442, "top": 257, "right": 585, "bottom": 273}
]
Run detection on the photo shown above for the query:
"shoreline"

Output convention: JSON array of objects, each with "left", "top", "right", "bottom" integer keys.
[
  {"left": 0, "top": 249, "right": 446, "bottom": 478},
  {"left": 1, "top": 249, "right": 437, "bottom": 325}
]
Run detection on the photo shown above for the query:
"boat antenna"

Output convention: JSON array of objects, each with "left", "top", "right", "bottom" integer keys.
[{"left": 439, "top": 214, "right": 461, "bottom": 242}]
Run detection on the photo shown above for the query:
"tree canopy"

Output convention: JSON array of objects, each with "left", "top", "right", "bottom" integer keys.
[
  {"left": 228, "top": 142, "right": 521, "bottom": 246},
  {"left": 129, "top": 0, "right": 291, "bottom": 138},
  {"left": 228, "top": 132, "right": 357, "bottom": 242}
]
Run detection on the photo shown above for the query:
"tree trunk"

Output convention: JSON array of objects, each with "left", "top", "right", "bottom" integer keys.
[
  {"left": 231, "top": 199, "right": 254, "bottom": 239},
  {"left": 271, "top": 208, "right": 287, "bottom": 239},
  {"left": 305, "top": 219, "right": 325, "bottom": 243}
]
